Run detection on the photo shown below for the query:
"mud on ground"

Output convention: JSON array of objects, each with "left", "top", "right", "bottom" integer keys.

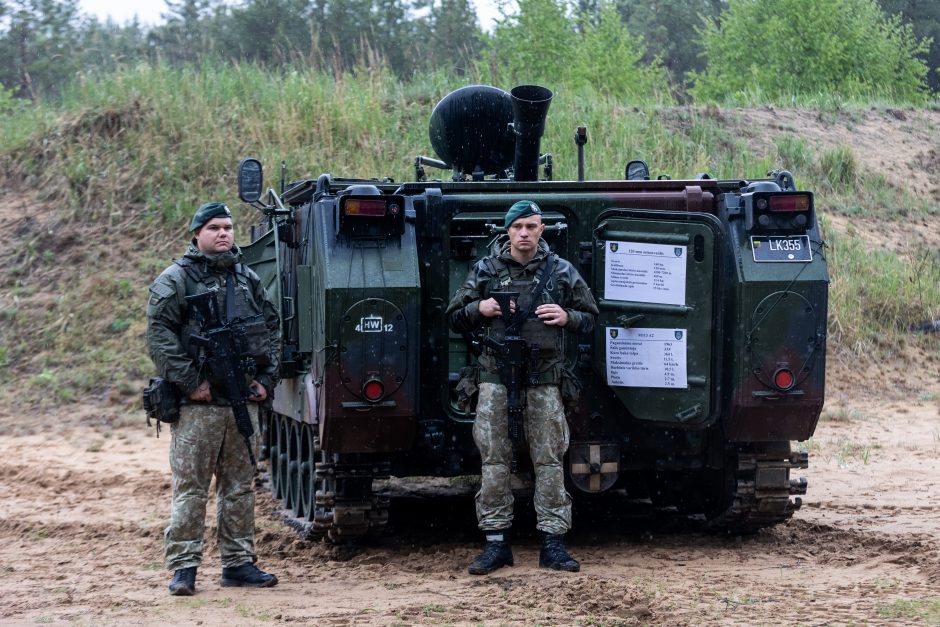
[{"left": 1, "top": 372, "right": 939, "bottom": 626}]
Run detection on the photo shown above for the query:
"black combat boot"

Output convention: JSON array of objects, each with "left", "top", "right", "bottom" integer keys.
[
  {"left": 467, "top": 530, "right": 514, "bottom": 575},
  {"left": 539, "top": 533, "right": 580, "bottom": 572},
  {"left": 220, "top": 563, "right": 278, "bottom": 588},
  {"left": 168, "top": 566, "right": 197, "bottom": 596}
]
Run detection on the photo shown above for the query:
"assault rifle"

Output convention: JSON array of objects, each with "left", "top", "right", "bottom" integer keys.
[
  {"left": 480, "top": 290, "right": 527, "bottom": 472},
  {"left": 186, "top": 291, "right": 261, "bottom": 466},
  {"left": 468, "top": 255, "right": 558, "bottom": 472}
]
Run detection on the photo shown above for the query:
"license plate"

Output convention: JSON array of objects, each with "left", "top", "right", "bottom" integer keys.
[{"left": 750, "top": 235, "right": 812, "bottom": 262}]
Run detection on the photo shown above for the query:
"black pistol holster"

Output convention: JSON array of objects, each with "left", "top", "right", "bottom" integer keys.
[{"left": 143, "top": 376, "right": 181, "bottom": 433}]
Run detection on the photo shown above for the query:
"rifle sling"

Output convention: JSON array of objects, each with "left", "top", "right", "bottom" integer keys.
[{"left": 225, "top": 270, "right": 236, "bottom": 323}]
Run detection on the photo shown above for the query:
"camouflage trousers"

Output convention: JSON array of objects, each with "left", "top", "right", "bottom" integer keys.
[
  {"left": 473, "top": 382, "right": 572, "bottom": 535},
  {"left": 165, "top": 403, "right": 260, "bottom": 571}
]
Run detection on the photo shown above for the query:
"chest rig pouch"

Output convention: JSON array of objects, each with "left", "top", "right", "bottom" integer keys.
[{"left": 482, "top": 254, "right": 561, "bottom": 378}]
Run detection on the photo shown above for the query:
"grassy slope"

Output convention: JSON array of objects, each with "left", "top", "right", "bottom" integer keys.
[{"left": 0, "top": 64, "right": 938, "bottom": 416}]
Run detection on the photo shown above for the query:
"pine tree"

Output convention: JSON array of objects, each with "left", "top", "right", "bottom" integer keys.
[{"left": 0, "top": 0, "right": 83, "bottom": 98}]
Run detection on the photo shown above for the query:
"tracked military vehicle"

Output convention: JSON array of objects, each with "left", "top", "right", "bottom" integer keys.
[{"left": 237, "top": 84, "right": 827, "bottom": 541}]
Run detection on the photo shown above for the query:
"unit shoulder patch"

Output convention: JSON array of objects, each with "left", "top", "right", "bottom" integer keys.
[{"left": 149, "top": 280, "right": 175, "bottom": 305}]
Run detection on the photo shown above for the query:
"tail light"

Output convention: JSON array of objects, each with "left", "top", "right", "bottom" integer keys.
[
  {"left": 746, "top": 191, "right": 815, "bottom": 233},
  {"left": 768, "top": 194, "right": 810, "bottom": 212},
  {"left": 343, "top": 199, "right": 387, "bottom": 217},
  {"left": 773, "top": 368, "right": 795, "bottom": 391},
  {"left": 336, "top": 192, "right": 406, "bottom": 238},
  {"left": 363, "top": 380, "right": 385, "bottom": 402}
]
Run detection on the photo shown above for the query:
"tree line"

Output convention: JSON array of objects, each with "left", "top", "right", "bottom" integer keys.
[{"left": 1, "top": 0, "right": 936, "bottom": 104}]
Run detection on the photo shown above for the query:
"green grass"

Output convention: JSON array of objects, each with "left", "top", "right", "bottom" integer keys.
[
  {"left": 421, "top": 604, "right": 447, "bottom": 616},
  {"left": 775, "top": 134, "right": 813, "bottom": 173},
  {"left": 800, "top": 439, "right": 820, "bottom": 453},
  {"left": 877, "top": 598, "right": 940, "bottom": 621},
  {"left": 820, "top": 407, "right": 868, "bottom": 422},
  {"left": 826, "top": 228, "right": 940, "bottom": 355},
  {"left": 700, "top": 85, "right": 940, "bottom": 111},
  {"left": 835, "top": 438, "right": 873, "bottom": 465},
  {"left": 817, "top": 146, "right": 858, "bottom": 192}
]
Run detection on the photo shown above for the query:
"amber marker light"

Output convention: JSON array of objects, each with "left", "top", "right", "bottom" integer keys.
[
  {"left": 344, "top": 199, "right": 387, "bottom": 217},
  {"left": 769, "top": 194, "right": 810, "bottom": 212}
]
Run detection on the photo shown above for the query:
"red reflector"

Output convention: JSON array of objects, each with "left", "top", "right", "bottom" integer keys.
[
  {"left": 344, "top": 199, "right": 387, "bottom": 217},
  {"left": 363, "top": 380, "right": 384, "bottom": 401},
  {"left": 773, "top": 369, "right": 795, "bottom": 391},
  {"left": 769, "top": 195, "right": 810, "bottom": 212}
]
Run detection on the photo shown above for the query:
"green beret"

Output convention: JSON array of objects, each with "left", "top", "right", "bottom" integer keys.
[
  {"left": 189, "top": 202, "right": 232, "bottom": 232},
  {"left": 504, "top": 200, "right": 542, "bottom": 228}
]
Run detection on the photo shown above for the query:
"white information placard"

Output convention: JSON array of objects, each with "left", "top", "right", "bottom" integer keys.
[
  {"left": 604, "top": 241, "right": 687, "bottom": 306},
  {"left": 606, "top": 327, "right": 688, "bottom": 389}
]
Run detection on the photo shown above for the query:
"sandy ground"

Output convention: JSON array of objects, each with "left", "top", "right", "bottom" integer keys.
[{"left": 1, "top": 372, "right": 939, "bottom": 626}]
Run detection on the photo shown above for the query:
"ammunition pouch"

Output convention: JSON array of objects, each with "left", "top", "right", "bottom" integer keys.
[
  {"left": 237, "top": 315, "right": 272, "bottom": 367},
  {"left": 142, "top": 376, "right": 181, "bottom": 425},
  {"left": 486, "top": 318, "right": 560, "bottom": 360},
  {"left": 478, "top": 353, "right": 563, "bottom": 386},
  {"left": 455, "top": 365, "right": 480, "bottom": 411},
  {"left": 558, "top": 362, "right": 582, "bottom": 410}
]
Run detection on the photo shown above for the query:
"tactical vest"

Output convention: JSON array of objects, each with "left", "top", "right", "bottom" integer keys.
[
  {"left": 479, "top": 253, "right": 564, "bottom": 384},
  {"left": 174, "top": 257, "right": 269, "bottom": 365}
]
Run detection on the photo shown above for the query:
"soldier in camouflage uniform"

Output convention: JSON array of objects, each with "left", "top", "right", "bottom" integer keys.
[
  {"left": 146, "top": 202, "right": 281, "bottom": 596},
  {"left": 446, "top": 200, "right": 598, "bottom": 574}
]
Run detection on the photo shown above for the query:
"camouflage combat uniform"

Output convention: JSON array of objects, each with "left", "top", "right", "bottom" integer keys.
[
  {"left": 446, "top": 239, "right": 598, "bottom": 534},
  {"left": 146, "top": 243, "right": 280, "bottom": 571}
]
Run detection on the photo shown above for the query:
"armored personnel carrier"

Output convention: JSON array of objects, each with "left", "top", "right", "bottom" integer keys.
[{"left": 238, "top": 84, "right": 827, "bottom": 541}]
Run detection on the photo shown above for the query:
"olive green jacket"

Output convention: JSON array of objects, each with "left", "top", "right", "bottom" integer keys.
[{"left": 146, "top": 243, "right": 280, "bottom": 401}]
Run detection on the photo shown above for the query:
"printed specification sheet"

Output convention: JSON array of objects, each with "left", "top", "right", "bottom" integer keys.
[
  {"left": 606, "top": 327, "right": 688, "bottom": 388},
  {"left": 604, "top": 241, "right": 687, "bottom": 305}
]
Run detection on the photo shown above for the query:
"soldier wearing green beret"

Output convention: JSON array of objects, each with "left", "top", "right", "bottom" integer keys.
[
  {"left": 146, "top": 202, "right": 281, "bottom": 595},
  {"left": 446, "top": 200, "right": 599, "bottom": 575}
]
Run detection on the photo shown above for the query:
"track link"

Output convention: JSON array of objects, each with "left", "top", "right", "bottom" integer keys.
[
  {"left": 707, "top": 444, "right": 809, "bottom": 534},
  {"left": 312, "top": 460, "right": 390, "bottom": 542},
  {"left": 261, "top": 411, "right": 390, "bottom": 543},
  {"left": 271, "top": 461, "right": 390, "bottom": 542}
]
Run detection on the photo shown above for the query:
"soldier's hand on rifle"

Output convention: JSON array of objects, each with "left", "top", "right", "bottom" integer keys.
[
  {"left": 189, "top": 380, "right": 212, "bottom": 402},
  {"left": 535, "top": 303, "right": 568, "bottom": 327},
  {"left": 249, "top": 380, "right": 267, "bottom": 401},
  {"left": 479, "top": 297, "right": 516, "bottom": 318}
]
